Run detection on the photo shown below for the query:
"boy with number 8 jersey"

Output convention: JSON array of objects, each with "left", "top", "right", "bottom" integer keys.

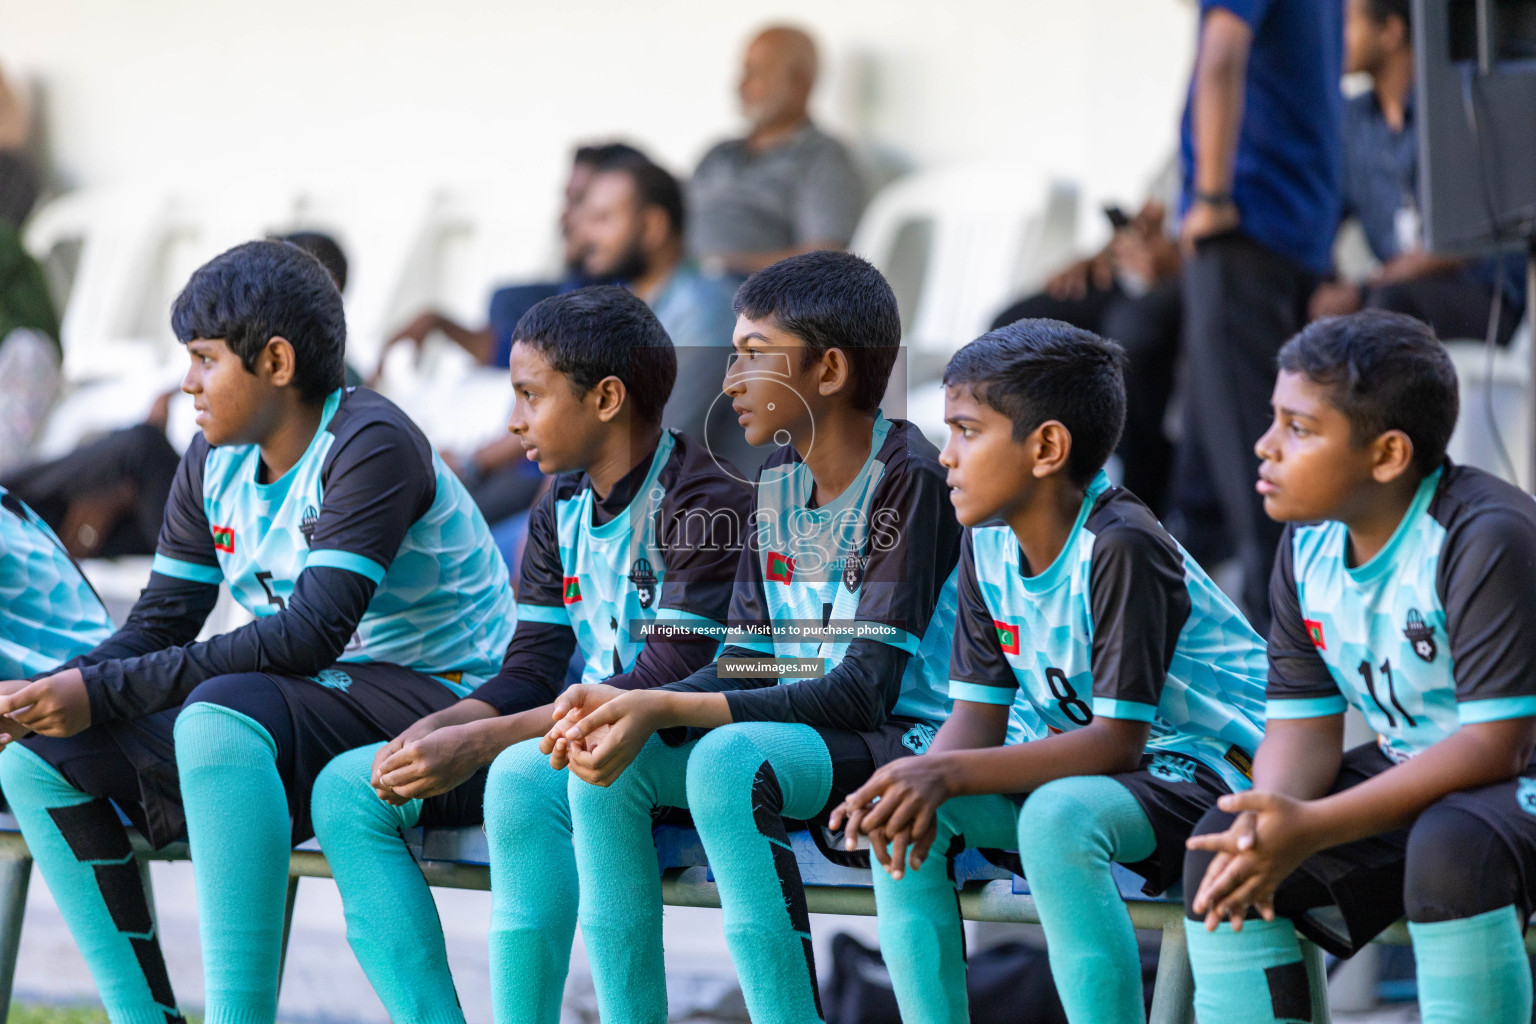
[
  {"left": 833, "top": 318, "right": 1269, "bottom": 1024},
  {"left": 0, "top": 240, "right": 515, "bottom": 1024}
]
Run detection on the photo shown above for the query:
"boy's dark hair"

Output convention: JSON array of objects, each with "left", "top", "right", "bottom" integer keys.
[
  {"left": 1367, "top": 0, "right": 1411, "bottom": 38},
  {"left": 944, "top": 318, "right": 1127, "bottom": 485},
  {"left": 733, "top": 250, "right": 901, "bottom": 413},
  {"left": 276, "top": 231, "right": 348, "bottom": 294},
  {"left": 512, "top": 285, "right": 677, "bottom": 425},
  {"left": 171, "top": 239, "right": 347, "bottom": 404},
  {"left": 601, "top": 160, "right": 686, "bottom": 237},
  {"left": 574, "top": 141, "right": 650, "bottom": 171},
  {"left": 1278, "top": 310, "right": 1457, "bottom": 475}
]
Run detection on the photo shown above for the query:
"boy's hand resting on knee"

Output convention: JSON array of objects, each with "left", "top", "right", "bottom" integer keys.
[
  {"left": 374, "top": 723, "right": 491, "bottom": 804},
  {"left": 830, "top": 756, "right": 956, "bottom": 880},
  {"left": 0, "top": 670, "right": 90, "bottom": 740},
  {"left": 1186, "top": 791, "right": 1324, "bottom": 931}
]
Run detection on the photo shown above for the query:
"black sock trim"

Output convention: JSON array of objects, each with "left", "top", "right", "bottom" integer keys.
[
  {"left": 1264, "top": 960, "right": 1312, "bottom": 1022},
  {"left": 46, "top": 800, "right": 133, "bottom": 862},
  {"left": 750, "top": 761, "right": 824, "bottom": 1020}
]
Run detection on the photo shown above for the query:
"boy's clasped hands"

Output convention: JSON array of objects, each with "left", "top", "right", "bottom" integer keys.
[{"left": 539, "top": 683, "right": 656, "bottom": 786}]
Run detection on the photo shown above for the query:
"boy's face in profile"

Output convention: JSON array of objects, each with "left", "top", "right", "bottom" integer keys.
[
  {"left": 723, "top": 315, "right": 827, "bottom": 451},
  {"left": 181, "top": 337, "right": 282, "bottom": 447},
  {"left": 939, "top": 384, "right": 1035, "bottom": 528},
  {"left": 1254, "top": 370, "right": 1382, "bottom": 523},
  {"left": 506, "top": 341, "right": 607, "bottom": 475}
]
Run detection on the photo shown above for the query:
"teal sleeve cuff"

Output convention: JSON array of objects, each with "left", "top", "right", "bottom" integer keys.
[
  {"left": 948, "top": 680, "right": 1015, "bottom": 706},
  {"left": 1091, "top": 697, "right": 1157, "bottom": 722},
  {"left": 515, "top": 602, "right": 568, "bottom": 625},
  {"left": 151, "top": 554, "right": 223, "bottom": 585},
  {"left": 305, "top": 549, "right": 387, "bottom": 583},
  {"left": 1458, "top": 695, "right": 1536, "bottom": 724},
  {"left": 1266, "top": 695, "right": 1349, "bottom": 720}
]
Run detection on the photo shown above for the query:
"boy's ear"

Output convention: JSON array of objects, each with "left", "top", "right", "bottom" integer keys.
[
  {"left": 263, "top": 336, "right": 298, "bottom": 388},
  {"left": 1369, "top": 429, "right": 1416, "bottom": 484},
  {"left": 592, "top": 375, "right": 628, "bottom": 423},
  {"left": 1028, "top": 420, "right": 1074, "bottom": 479},
  {"left": 640, "top": 205, "right": 671, "bottom": 251},
  {"left": 814, "top": 347, "right": 852, "bottom": 399}
]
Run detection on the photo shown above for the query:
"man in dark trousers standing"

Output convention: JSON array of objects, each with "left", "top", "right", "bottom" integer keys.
[{"left": 1178, "top": 0, "right": 1343, "bottom": 632}]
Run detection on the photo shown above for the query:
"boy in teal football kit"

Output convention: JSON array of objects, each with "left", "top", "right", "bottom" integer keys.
[
  {"left": 540, "top": 250, "right": 963, "bottom": 1024},
  {"left": 0, "top": 240, "right": 515, "bottom": 1024},
  {"left": 309, "top": 287, "right": 750, "bottom": 1024},
  {"left": 832, "top": 318, "right": 1269, "bottom": 1024},
  {"left": 1184, "top": 311, "right": 1536, "bottom": 1024},
  {"left": 0, "top": 486, "right": 113, "bottom": 678}
]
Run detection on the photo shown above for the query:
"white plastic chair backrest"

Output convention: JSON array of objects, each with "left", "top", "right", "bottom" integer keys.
[
  {"left": 24, "top": 185, "right": 174, "bottom": 381},
  {"left": 284, "top": 171, "right": 440, "bottom": 370},
  {"left": 851, "top": 164, "right": 1079, "bottom": 356}
]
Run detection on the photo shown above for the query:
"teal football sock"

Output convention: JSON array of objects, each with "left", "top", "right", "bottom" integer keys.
[
  {"left": 1015, "top": 776, "right": 1156, "bottom": 1024},
  {"left": 310, "top": 744, "right": 465, "bottom": 1024},
  {"left": 684, "top": 723, "right": 833, "bottom": 1024},
  {"left": 0, "top": 744, "right": 183, "bottom": 1024},
  {"left": 483, "top": 739, "right": 581, "bottom": 1024},
  {"left": 1185, "top": 917, "right": 1318, "bottom": 1023},
  {"left": 174, "top": 703, "right": 291, "bottom": 1024},
  {"left": 869, "top": 793, "right": 1020, "bottom": 1024},
  {"left": 1411, "top": 906, "right": 1533, "bottom": 1024},
  {"left": 568, "top": 734, "right": 695, "bottom": 1024}
]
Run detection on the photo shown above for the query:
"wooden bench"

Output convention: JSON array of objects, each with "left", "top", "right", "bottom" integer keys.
[{"left": 0, "top": 816, "right": 1499, "bottom": 1024}]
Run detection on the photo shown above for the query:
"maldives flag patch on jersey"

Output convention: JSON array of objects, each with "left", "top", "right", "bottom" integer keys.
[
  {"left": 1304, "top": 619, "right": 1326, "bottom": 650},
  {"left": 212, "top": 526, "right": 235, "bottom": 553},
  {"left": 994, "top": 620, "right": 1021, "bottom": 655},
  {"left": 562, "top": 576, "right": 582, "bottom": 604},
  {"left": 766, "top": 551, "right": 795, "bottom": 585}
]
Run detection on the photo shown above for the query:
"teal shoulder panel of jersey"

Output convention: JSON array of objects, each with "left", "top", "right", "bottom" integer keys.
[{"left": 0, "top": 487, "right": 114, "bottom": 677}]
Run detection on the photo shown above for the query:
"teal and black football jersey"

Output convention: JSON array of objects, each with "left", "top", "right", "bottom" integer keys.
[
  {"left": 471, "top": 429, "right": 751, "bottom": 712},
  {"left": 949, "top": 473, "right": 1267, "bottom": 792},
  {"left": 80, "top": 387, "right": 515, "bottom": 720},
  {"left": 0, "top": 487, "right": 113, "bottom": 678},
  {"left": 721, "top": 413, "right": 962, "bottom": 728},
  {"left": 1267, "top": 463, "right": 1536, "bottom": 762}
]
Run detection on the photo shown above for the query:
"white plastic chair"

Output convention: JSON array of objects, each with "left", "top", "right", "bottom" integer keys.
[
  {"left": 1445, "top": 312, "right": 1533, "bottom": 489},
  {"left": 851, "top": 164, "right": 1079, "bottom": 445},
  {"left": 850, "top": 164, "right": 1079, "bottom": 357}
]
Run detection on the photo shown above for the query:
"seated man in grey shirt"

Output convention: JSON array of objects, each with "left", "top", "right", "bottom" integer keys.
[{"left": 688, "top": 26, "right": 867, "bottom": 277}]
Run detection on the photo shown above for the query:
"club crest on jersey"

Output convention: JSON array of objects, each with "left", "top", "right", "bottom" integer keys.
[
  {"left": 1403, "top": 608, "right": 1437, "bottom": 663},
  {"left": 1304, "top": 618, "right": 1326, "bottom": 650},
  {"left": 628, "top": 558, "right": 658, "bottom": 609},
  {"left": 562, "top": 576, "right": 583, "bottom": 605},
  {"left": 994, "top": 620, "right": 1021, "bottom": 655},
  {"left": 299, "top": 505, "right": 319, "bottom": 546},
  {"left": 901, "top": 722, "right": 937, "bottom": 755},
  {"left": 766, "top": 551, "right": 795, "bottom": 585},
  {"left": 1148, "top": 753, "right": 1198, "bottom": 784},
  {"left": 1519, "top": 777, "right": 1536, "bottom": 816},
  {"left": 841, "top": 552, "right": 867, "bottom": 594},
  {"left": 211, "top": 526, "right": 235, "bottom": 554}
]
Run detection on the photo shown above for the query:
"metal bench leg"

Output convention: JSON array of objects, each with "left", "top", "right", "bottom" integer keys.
[
  {"left": 1302, "top": 938, "right": 1332, "bottom": 1024},
  {"left": 0, "top": 853, "right": 32, "bottom": 1024},
  {"left": 1148, "top": 918, "right": 1196, "bottom": 1024},
  {"left": 275, "top": 875, "right": 300, "bottom": 999}
]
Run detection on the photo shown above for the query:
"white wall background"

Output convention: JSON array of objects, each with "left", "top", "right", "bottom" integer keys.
[{"left": 1, "top": 0, "right": 1195, "bottom": 227}]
